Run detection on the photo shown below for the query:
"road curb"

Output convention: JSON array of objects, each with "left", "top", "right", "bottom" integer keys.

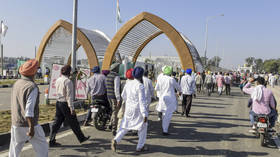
[
  {"left": 0, "top": 83, "right": 48, "bottom": 88},
  {"left": 0, "top": 113, "right": 87, "bottom": 146}
]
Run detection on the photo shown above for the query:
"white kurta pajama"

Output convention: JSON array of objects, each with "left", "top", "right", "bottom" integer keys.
[
  {"left": 114, "top": 79, "right": 149, "bottom": 150},
  {"left": 9, "top": 88, "right": 48, "bottom": 157},
  {"left": 155, "top": 75, "right": 181, "bottom": 133}
]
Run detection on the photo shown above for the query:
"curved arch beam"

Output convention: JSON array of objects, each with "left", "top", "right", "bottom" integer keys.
[
  {"left": 36, "top": 20, "right": 99, "bottom": 69},
  {"left": 102, "top": 12, "right": 195, "bottom": 71},
  {"left": 132, "top": 31, "right": 163, "bottom": 63}
]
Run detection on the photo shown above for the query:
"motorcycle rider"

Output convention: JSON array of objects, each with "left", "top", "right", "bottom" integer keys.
[
  {"left": 243, "top": 77, "right": 277, "bottom": 131},
  {"left": 84, "top": 66, "right": 108, "bottom": 126}
]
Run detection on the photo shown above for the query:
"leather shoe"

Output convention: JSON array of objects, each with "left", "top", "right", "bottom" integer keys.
[
  {"left": 80, "top": 136, "right": 90, "bottom": 143},
  {"left": 162, "top": 132, "right": 170, "bottom": 136},
  {"left": 49, "top": 141, "right": 61, "bottom": 147}
]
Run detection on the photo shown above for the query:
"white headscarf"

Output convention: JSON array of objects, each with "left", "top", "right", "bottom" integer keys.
[{"left": 251, "top": 85, "right": 263, "bottom": 101}]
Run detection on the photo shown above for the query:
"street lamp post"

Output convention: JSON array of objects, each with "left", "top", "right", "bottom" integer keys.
[
  {"left": 71, "top": 0, "right": 78, "bottom": 100},
  {"left": 203, "top": 14, "right": 224, "bottom": 67}
]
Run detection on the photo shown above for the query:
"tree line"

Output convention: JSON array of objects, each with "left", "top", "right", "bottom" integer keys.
[{"left": 245, "top": 57, "right": 280, "bottom": 73}]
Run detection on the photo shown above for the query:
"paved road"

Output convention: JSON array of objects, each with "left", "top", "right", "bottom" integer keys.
[
  {"left": 1, "top": 87, "right": 279, "bottom": 157},
  {"left": 0, "top": 85, "right": 48, "bottom": 111}
]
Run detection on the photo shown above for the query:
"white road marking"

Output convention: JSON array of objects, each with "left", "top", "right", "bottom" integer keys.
[
  {"left": 0, "top": 127, "right": 90, "bottom": 157},
  {"left": 0, "top": 102, "right": 160, "bottom": 156}
]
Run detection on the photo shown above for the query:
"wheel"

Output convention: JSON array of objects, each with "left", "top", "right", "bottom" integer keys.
[
  {"left": 94, "top": 109, "right": 107, "bottom": 130},
  {"left": 260, "top": 134, "right": 266, "bottom": 146}
]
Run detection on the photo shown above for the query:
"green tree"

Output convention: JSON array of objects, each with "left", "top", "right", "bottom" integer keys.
[
  {"left": 254, "top": 58, "right": 263, "bottom": 72},
  {"left": 263, "top": 59, "right": 279, "bottom": 73},
  {"left": 245, "top": 57, "right": 255, "bottom": 66}
]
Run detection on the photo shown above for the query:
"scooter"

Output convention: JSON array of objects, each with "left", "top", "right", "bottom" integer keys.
[{"left": 91, "top": 99, "right": 112, "bottom": 131}]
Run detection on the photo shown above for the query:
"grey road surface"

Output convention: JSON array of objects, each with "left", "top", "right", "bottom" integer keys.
[
  {"left": 1, "top": 87, "right": 279, "bottom": 157},
  {"left": 0, "top": 85, "right": 49, "bottom": 111}
]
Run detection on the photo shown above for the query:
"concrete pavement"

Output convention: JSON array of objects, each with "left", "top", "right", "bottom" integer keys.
[
  {"left": 0, "top": 85, "right": 48, "bottom": 111},
  {"left": 0, "top": 87, "right": 279, "bottom": 157}
]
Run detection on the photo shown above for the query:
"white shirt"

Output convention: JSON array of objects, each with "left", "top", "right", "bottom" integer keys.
[
  {"left": 25, "top": 87, "right": 38, "bottom": 117},
  {"left": 155, "top": 75, "right": 181, "bottom": 113},
  {"left": 114, "top": 76, "right": 121, "bottom": 101},
  {"left": 55, "top": 75, "right": 74, "bottom": 110},
  {"left": 180, "top": 74, "right": 196, "bottom": 95},
  {"left": 143, "top": 76, "right": 154, "bottom": 105}
]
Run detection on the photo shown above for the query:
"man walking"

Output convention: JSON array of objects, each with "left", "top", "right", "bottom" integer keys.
[
  {"left": 224, "top": 73, "right": 231, "bottom": 95},
  {"left": 9, "top": 59, "right": 48, "bottom": 157},
  {"left": 84, "top": 66, "right": 108, "bottom": 126},
  {"left": 49, "top": 65, "right": 89, "bottom": 147},
  {"left": 180, "top": 69, "right": 196, "bottom": 117},
  {"left": 155, "top": 66, "right": 181, "bottom": 135},
  {"left": 195, "top": 72, "right": 203, "bottom": 94},
  {"left": 112, "top": 67, "right": 148, "bottom": 152},
  {"left": 216, "top": 72, "right": 225, "bottom": 96},
  {"left": 205, "top": 71, "right": 213, "bottom": 96},
  {"left": 143, "top": 70, "right": 155, "bottom": 112},
  {"left": 106, "top": 63, "right": 121, "bottom": 136}
]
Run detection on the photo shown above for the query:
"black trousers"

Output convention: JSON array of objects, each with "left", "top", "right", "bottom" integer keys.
[
  {"left": 49, "top": 101, "right": 86, "bottom": 143},
  {"left": 225, "top": 84, "right": 231, "bottom": 95},
  {"left": 182, "top": 94, "right": 193, "bottom": 116}
]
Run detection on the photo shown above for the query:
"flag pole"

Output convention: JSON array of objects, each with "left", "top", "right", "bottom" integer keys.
[
  {"left": 0, "top": 20, "right": 3, "bottom": 77},
  {"left": 115, "top": 0, "right": 118, "bottom": 33}
]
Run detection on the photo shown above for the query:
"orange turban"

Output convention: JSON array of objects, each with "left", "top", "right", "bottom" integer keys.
[{"left": 19, "top": 59, "right": 39, "bottom": 76}]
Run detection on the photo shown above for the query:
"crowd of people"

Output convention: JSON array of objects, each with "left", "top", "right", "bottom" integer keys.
[{"left": 8, "top": 59, "right": 279, "bottom": 156}]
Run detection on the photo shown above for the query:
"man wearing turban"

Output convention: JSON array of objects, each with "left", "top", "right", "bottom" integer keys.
[
  {"left": 112, "top": 67, "right": 149, "bottom": 152},
  {"left": 117, "top": 68, "right": 134, "bottom": 130},
  {"left": 155, "top": 66, "right": 181, "bottom": 135},
  {"left": 9, "top": 59, "right": 48, "bottom": 157},
  {"left": 180, "top": 68, "right": 196, "bottom": 117},
  {"left": 155, "top": 65, "right": 167, "bottom": 121},
  {"left": 84, "top": 66, "right": 108, "bottom": 126}
]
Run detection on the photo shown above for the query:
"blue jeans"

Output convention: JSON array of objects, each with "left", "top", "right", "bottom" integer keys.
[{"left": 249, "top": 109, "right": 277, "bottom": 127}]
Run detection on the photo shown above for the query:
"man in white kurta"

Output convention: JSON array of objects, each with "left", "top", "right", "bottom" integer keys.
[
  {"left": 112, "top": 67, "right": 148, "bottom": 152},
  {"left": 143, "top": 70, "right": 155, "bottom": 111},
  {"left": 9, "top": 59, "right": 48, "bottom": 157},
  {"left": 155, "top": 66, "right": 181, "bottom": 135}
]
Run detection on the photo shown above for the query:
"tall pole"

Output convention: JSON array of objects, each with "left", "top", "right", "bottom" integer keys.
[
  {"left": 71, "top": 0, "right": 78, "bottom": 100},
  {"left": 0, "top": 20, "right": 3, "bottom": 77},
  {"left": 35, "top": 46, "right": 37, "bottom": 58},
  {"left": 203, "top": 19, "right": 209, "bottom": 67},
  {"left": 203, "top": 14, "right": 224, "bottom": 69},
  {"left": 1, "top": 44, "right": 3, "bottom": 77}
]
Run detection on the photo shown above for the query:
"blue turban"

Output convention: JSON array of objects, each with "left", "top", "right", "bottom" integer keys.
[
  {"left": 186, "top": 68, "right": 192, "bottom": 74},
  {"left": 132, "top": 66, "right": 144, "bottom": 79},
  {"left": 91, "top": 66, "right": 100, "bottom": 73}
]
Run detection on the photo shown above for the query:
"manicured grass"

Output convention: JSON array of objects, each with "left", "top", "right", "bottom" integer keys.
[{"left": 0, "top": 104, "right": 87, "bottom": 134}]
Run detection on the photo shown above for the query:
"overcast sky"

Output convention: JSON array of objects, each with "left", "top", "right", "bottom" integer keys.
[{"left": 0, "top": 0, "right": 279, "bottom": 69}]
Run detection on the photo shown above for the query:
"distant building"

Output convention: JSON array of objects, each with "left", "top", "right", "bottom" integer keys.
[{"left": 237, "top": 64, "right": 253, "bottom": 73}]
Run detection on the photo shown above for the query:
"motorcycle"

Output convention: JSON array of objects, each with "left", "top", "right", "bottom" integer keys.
[
  {"left": 253, "top": 114, "right": 271, "bottom": 146},
  {"left": 91, "top": 98, "right": 112, "bottom": 131}
]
